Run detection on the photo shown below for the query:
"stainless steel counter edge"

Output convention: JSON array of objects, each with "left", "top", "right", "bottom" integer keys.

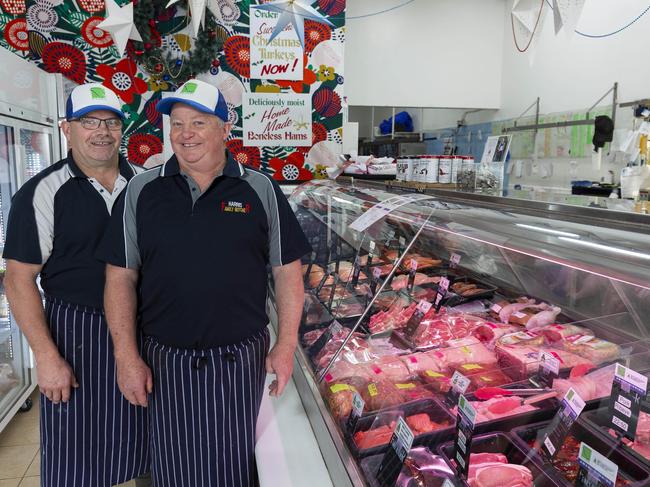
[
  {"left": 337, "top": 178, "right": 650, "bottom": 233},
  {"left": 267, "top": 291, "right": 367, "bottom": 487}
]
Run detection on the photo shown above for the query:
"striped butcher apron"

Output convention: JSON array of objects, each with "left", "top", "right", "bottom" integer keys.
[
  {"left": 143, "top": 327, "right": 270, "bottom": 487},
  {"left": 41, "top": 297, "right": 150, "bottom": 487}
]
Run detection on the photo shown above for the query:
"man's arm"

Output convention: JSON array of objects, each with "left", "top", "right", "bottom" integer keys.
[
  {"left": 268, "top": 259, "right": 304, "bottom": 397},
  {"left": 4, "top": 259, "right": 78, "bottom": 403},
  {"left": 104, "top": 263, "right": 151, "bottom": 407}
]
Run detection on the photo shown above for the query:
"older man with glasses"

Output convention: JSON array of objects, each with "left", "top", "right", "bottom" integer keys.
[{"left": 3, "top": 83, "right": 150, "bottom": 486}]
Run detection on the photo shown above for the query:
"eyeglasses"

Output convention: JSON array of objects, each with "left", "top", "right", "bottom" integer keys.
[{"left": 71, "top": 117, "right": 123, "bottom": 130}]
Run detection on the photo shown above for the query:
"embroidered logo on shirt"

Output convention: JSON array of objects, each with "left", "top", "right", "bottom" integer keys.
[{"left": 221, "top": 200, "right": 250, "bottom": 214}]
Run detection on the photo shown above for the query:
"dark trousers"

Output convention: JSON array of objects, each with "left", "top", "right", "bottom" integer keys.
[
  {"left": 40, "top": 297, "right": 150, "bottom": 487},
  {"left": 144, "top": 328, "right": 270, "bottom": 487}
]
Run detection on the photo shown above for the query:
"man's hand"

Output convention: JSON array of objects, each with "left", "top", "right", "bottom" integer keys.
[
  {"left": 116, "top": 354, "right": 152, "bottom": 407},
  {"left": 36, "top": 351, "right": 79, "bottom": 404},
  {"left": 266, "top": 341, "right": 296, "bottom": 397}
]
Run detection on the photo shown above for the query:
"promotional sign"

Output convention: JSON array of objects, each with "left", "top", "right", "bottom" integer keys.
[
  {"left": 453, "top": 394, "right": 477, "bottom": 479},
  {"left": 481, "top": 135, "right": 512, "bottom": 163},
  {"left": 349, "top": 194, "right": 435, "bottom": 232},
  {"left": 576, "top": 443, "right": 619, "bottom": 487},
  {"left": 249, "top": 7, "right": 303, "bottom": 80},
  {"left": 376, "top": 416, "right": 414, "bottom": 486},
  {"left": 608, "top": 364, "right": 648, "bottom": 440},
  {"left": 541, "top": 388, "right": 586, "bottom": 458},
  {"left": 435, "top": 276, "right": 451, "bottom": 311},
  {"left": 242, "top": 93, "right": 312, "bottom": 147}
]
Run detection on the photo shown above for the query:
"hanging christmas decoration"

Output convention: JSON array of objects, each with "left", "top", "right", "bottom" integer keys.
[
  {"left": 166, "top": 0, "right": 206, "bottom": 38},
  {"left": 97, "top": 0, "right": 143, "bottom": 57},
  {"left": 130, "top": 0, "right": 224, "bottom": 85},
  {"left": 251, "top": 0, "right": 333, "bottom": 49}
]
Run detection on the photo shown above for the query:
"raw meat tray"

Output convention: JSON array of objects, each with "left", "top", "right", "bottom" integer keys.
[
  {"left": 581, "top": 407, "right": 650, "bottom": 468},
  {"left": 347, "top": 398, "right": 455, "bottom": 458},
  {"left": 511, "top": 419, "right": 650, "bottom": 486},
  {"left": 437, "top": 432, "right": 557, "bottom": 487}
]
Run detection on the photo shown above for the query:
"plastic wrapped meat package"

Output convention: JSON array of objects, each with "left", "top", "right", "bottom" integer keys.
[
  {"left": 452, "top": 396, "right": 539, "bottom": 424},
  {"left": 560, "top": 335, "right": 622, "bottom": 364},
  {"left": 473, "top": 322, "right": 521, "bottom": 350},
  {"left": 552, "top": 363, "right": 616, "bottom": 401},
  {"left": 368, "top": 302, "right": 417, "bottom": 334},
  {"left": 409, "top": 312, "right": 485, "bottom": 350},
  {"left": 495, "top": 345, "right": 543, "bottom": 380},
  {"left": 361, "top": 446, "right": 455, "bottom": 487},
  {"left": 399, "top": 352, "right": 443, "bottom": 376},
  {"left": 451, "top": 363, "right": 515, "bottom": 391},
  {"left": 367, "top": 356, "right": 412, "bottom": 382},
  {"left": 616, "top": 411, "right": 650, "bottom": 462},
  {"left": 417, "top": 369, "right": 453, "bottom": 394},
  {"left": 537, "top": 324, "right": 593, "bottom": 344},
  {"left": 323, "top": 377, "right": 368, "bottom": 419},
  {"left": 429, "top": 337, "right": 497, "bottom": 370},
  {"left": 465, "top": 453, "right": 534, "bottom": 487},
  {"left": 390, "top": 273, "right": 441, "bottom": 291}
]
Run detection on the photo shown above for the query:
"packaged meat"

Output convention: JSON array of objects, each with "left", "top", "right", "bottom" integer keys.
[
  {"left": 418, "top": 369, "right": 453, "bottom": 393},
  {"left": 615, "top": 411, "right": 650, "bottom": 461},
  {"left": 431, "top": 337, "right": 497, "bottom": 369},
  {"left": 324, "top": 359, "right": 375, "bottom": 383},
  {"left": 466, "top": 452, "right": 533, "bottom": 487},
  {"left": 451, "top": 363, "right": 514, "bottom": 391},
  {"left": 473, "top": 322, "right": 520, "bottom": 350},
  {"left": 403, "top": 312, "right": 485, "bottom": 350},
  {"left": 496, "top": 331, "right": 545, "bottom": 348},
  {"left": 400, "top": 352, "right": 442, "bottom": 375},
  {"left": 334, "top": 261, "right": 368, "bottom": 282},
  {"left": 562, "top": 335, "right": 621, "bottom": 364},
  {"left": 367, "top": 356, "right": 412, "bottom": 382},
  {"left": 540, "top": 348, "right": 594, "bottom": 370},
  {"left": 552, "top": 363, "right": 616, "bottom": 401},
  {"left": 495, "top": 345, "right": 543, "bottom": 380},
  {"left": 323, "top": 377, "right": 368, "bottom": 419},
  {"left": 538, "top": 324, "right": 594, "bottom": 344},
  {"left": 315, "top": 334, "right": 373, "bottom": 369},
  {"left": 362, "top": 379, "right": 407, "bottom": 410},
  {"left": 398, "top": 254, "right": 443, "bottom": 271},
  {"left": 302, "top": 264, "right": 327, "bottom": 288},
  {"left": 455, "top": 396, "right": 539, "bottom": 424},
  {"left": 368, "top": 302, "right": 417, "bottom": 334},
  {"left": 332, "top": 298, "right": 366, "bottom": 317},
  {"left": 496, "top": 298, "right": 537, "bottom": 323},
  {"left": 525, "top": 306, "right": 562, "bottom": 330},
  {"left": 390, "top": 273, "right": 441, "bottom": 291}
]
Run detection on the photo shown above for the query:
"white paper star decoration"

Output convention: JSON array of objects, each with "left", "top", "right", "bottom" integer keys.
[
  {"left": 251, "top": 0, "right": 334, "bottom": 49},
  {"left": 167, "top": 0, "right": 208, "bottom": 38},
  {"left": 97, "top": 0, "right": 142, "bottom": 57}
]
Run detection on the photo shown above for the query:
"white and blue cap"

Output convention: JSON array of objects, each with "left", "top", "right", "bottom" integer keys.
[
  {"left": 65, "top": 83, "right": 124, "bottom": 120},
  {"left": 156, "top": 79, "right": 228, "bottom": 122}
]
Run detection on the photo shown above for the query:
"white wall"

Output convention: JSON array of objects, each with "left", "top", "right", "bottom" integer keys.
[
  {"left": 345, "top": 0, "right": 506, "bottom": 109},
  {"left": 498, "top": 0, "right": 650, "bottom": 120}
]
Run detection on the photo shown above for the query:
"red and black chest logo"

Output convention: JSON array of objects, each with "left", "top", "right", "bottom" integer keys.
[{"left": 220, "top": 200, "right": 251, "bottom": 214}]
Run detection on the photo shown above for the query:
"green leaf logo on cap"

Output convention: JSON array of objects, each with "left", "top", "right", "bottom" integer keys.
[
  {"left": 182, "top": 82, "right": 198, "bottom": 94},
  {"left": 90, "top": 87, "right": 106, "bottom": 99}
]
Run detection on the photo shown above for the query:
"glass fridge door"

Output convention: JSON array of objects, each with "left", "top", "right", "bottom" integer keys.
[
  {"left": 0, "top": 120, "right": 34, "bottom": 427},
  {"left": 18, "top": 125, "right": 53, "bottom": 185}
]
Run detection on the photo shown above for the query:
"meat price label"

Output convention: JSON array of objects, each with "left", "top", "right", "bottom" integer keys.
[
  {"left": 376, "top": 416, "right": 414, "bottom": 487},
  {"left": 434, "top": 277, "right": 451, "bottom": 311},
  {"left": 445, "top": 371, "right": 470, "bottom": 408},
  {"left": 541, "top": 388, "right": 586, "bottom": 459},
  {"left": 449, "top": 253, "right": 461, "bottom": 269},
  {"left": 350, "top": 255, "right": 362, "bottom": 287},
  {"left": 608, "top": 364, "right": 648, "bottom": 441},
  {"left": 453, "top": 394, "right": 477, "bottom": 479},
  {"left": 349, "top": 194, "right": 435, "bottom": 232},
  {"left": 346, "top": 392, "right": 365, "bottom": 433},
  {"left": 537, "top": 350, "right": 561, "bottom": 388},
  {"left": 576, "top": 443, "right": 619, "bottom": 487},
  {"left": 404, "top": 300, "right": 432, "bottom": 339},
  {"left": 406, "top": 259, "right": 418, "bottom": 293}
]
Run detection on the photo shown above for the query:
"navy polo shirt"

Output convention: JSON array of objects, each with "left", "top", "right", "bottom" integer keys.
[
  {"left": 3, "top": 152, "right": 142, "bottom": 308},
  {"left": 97, "top": 153, "right": 311, "bottom": 348}
]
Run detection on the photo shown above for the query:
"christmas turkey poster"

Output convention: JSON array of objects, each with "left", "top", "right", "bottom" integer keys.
[
  {"left": 243, "top": 93, "right": 312, "bottom": 146},
  {"left": 249, "top": 6, "right": 304, "bottom": 79}
]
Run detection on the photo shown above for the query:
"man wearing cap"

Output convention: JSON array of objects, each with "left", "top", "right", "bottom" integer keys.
[
  {"left": 3, "top": 83, "right": 150, "bottom": 486},
  {"left": 99, "top": 79, "right": 311, "bottom": 486}
]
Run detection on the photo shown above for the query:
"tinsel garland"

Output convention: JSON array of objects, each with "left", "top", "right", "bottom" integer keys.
[{"left": 130, "top": 0, "right": 223, "bottom": 84}]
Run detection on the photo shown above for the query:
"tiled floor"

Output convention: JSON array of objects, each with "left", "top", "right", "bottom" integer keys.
[{"left": 0, "top": 390, "right": 135, "bottom": 486}]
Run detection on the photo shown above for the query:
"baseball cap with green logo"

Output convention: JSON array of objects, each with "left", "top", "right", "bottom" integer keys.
[
  {"left": 156, "top": 79, "right": 228, "bottom": 122},
  {"left": 65, "top": 83, "right": 124, "bottom": 120}
]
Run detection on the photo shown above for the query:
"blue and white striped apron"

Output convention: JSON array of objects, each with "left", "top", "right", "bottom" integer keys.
[
  {"left": 144, "top": 327, "right": 270, "bottom": 487},
  {"left": 41, "top": 297, "right": 150, "bottom": 487}
]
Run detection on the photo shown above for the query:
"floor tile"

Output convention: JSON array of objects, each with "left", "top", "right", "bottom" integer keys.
[
  {"left": 115, "top": 481, "right": 136, "bottom": 487},
  {"left": 0, "top": 444, "right": 39, "bottom": 479},
  {"left": 17, "top": 478, "right": 39, "bottom": 487},
  {"left": 0, "top": 479, "right": 21, "bottom": 487},
  {"left": 24, "top": 449, "right": 39, "bottom": 477},
  {"left": 0, "top": 410, "right": 39, "bottom": 447}
]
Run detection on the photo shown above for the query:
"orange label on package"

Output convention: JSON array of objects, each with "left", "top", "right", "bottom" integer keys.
[
  {"left": 368, "top": 384, "right": 378, "bottom": 396},
  {"left": 461, "top": 364, "right": 483, "bottom": 371},
  {"left": 395, "top": 383, "right": 416, "bottom": 389},
  {"left": 426, "top": 370, "right": 444, "bottom": 378},
  {"left": 330, "top": 384, "right": 356, "bottom": 394}
]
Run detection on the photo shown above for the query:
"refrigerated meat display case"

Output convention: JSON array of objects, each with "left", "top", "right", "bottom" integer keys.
[{"left": 268, "top": 179, "right": 650, "bottom": 487}]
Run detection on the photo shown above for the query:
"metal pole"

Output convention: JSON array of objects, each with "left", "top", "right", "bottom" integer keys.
[
  {"left": 611, "top": 82, "right": 618, "bottom": 128},
  {"left": 420, "top": 107, "right": 424, "bottom": 142},
  {"left": 391, "top": 107, "right": 396, "bottom": 139},
  {"left": 317, "top": 211, "right": 434, "bottom": 383},
  {"left": 371, "top": 106, "right": 375, "bottom": 142}
]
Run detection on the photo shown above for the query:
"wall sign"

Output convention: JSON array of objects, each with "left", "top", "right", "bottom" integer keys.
[{"left": 243, "top": 93, "right": 312, "bottom": 147}]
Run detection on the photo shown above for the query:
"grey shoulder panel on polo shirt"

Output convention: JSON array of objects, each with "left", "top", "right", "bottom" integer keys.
[
  {"left": 120, "top": 166, "right": 162, "bottom": 269},
  {"left": 31, "top": 164, "right": 71, "bottom": 263},
  {"left": 242, "top": 168, "right": 284, "bottom": 266}
]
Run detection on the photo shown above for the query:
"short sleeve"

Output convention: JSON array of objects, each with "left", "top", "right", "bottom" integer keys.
[
  {"left": 268, "top": 179, "right": 311, "bottom": 267},
  {"left": 96, "top": 181, "right": 141, "bottom": 269},
  {"left": 3, "top": 180, "right": 53, "bottom": 265}
]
